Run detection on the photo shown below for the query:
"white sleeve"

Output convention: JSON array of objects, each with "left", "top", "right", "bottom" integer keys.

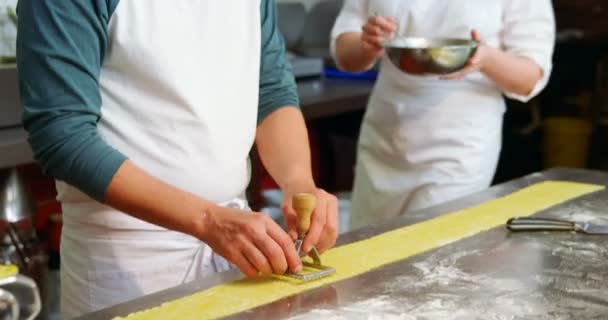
[
  {"left": 500, "top": 0, "right": 556, "bottom": 102},
  {"left": 330, "top": 0, "right": 368, "bottom": 68}
]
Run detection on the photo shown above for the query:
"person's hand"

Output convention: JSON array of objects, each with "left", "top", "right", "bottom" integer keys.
[
  {"left": 441, "top": 29, "right": 493, "bottom": 80},
  {"left": 361, "top": 16, "right": 397, "bottom": 59},
  {"left": 282, "top": 187, "right": 339, "bottom": 254},
  {"left": 199, "top": 205, "right": 302, "bottom": 277}
]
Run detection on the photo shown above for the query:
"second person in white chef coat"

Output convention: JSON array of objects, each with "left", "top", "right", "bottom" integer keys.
[{"left": 331, "top": 0, "right": 555, "bottom": 230}]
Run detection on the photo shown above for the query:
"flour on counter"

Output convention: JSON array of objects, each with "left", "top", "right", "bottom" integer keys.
[
  {"left": 288, "top": 295, "right": 404, "bottom": 320},
  {"left": 289, "top": 248, "right": 539, "bottom": 320},
  {"left": 551, "top": 198, "right": 608, "bottom": 223},
  {"left": 288, "top": 196, "right": 608, "bottom": 320}
]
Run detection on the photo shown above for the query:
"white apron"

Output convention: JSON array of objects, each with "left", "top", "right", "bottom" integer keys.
[
  {"left": 60, "top": 199, "right": 244, "bottom": 319},
  {"left": 58, "top": 0, "right": 263, "bottom": 318},
  {"left": 350, "top": 63, "right": 504, "bottom": 230},
  {"left": 331, "top": 0, "right": 555, "bottom": 230}
]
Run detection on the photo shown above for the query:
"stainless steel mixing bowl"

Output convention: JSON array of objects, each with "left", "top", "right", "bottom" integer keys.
[{"left": 384, "top": 38, "right": 478, "bottom": 75}]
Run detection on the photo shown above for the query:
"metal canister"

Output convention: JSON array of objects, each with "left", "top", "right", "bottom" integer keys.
[{"left": 0, "top": 265, "right": 40, "bottom": 320}]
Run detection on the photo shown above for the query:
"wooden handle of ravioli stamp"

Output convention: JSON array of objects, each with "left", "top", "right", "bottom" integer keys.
[{"left": 293, "top": 193, "right": 317, "bottom": 236}]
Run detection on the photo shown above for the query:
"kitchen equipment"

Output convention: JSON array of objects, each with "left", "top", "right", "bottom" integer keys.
[
  {"left": 0, "top": 265, "right": 41, "bottom": 320},
  {"left": 7, "top": 6, "right": 17, "bottom": 26},
  {"left": 284, "top": 193, "right": 336, "bottom": 281},
  {"left": 277, "top": 1, "right": 338, "bottom": 78},
  {"left": 0, "top": 5, "right": 17, "bottom": 65},
  {"left": 0, "top": 288, "right": 18, "bottom": 320},
  {"left": 0, "top": 169, "right": 36, "bottom": 269},
  {"left": 507, "top": 217, "right": 608, "bottom": 234},
  {"left": 384, "top": 37, "right": 478, "bottom": 75},
  {"left": 0, "top": 168, "right": 36, "bottom": 224},
  {"left": 543, "top": 117, "right": 592, "bottom": 169},
  {"left": 286, "top": 52, "right": 324, "bottom": 79}
]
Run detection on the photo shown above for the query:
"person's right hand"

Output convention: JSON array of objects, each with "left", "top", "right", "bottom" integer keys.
[
  {"left": 361, "top": 16, "right": 397, "bottom": 58},
  {"left": 199, "top": 205, "right": 302, "bottom": 277}
]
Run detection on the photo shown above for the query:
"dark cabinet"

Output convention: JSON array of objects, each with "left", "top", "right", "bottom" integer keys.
[{"left": 554, "top": 0, "right": 608, "bottom": 34}]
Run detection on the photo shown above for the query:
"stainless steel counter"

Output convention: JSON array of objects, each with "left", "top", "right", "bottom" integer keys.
[{"left": 78, "top": 168, "right": 608, "bottom": 320}]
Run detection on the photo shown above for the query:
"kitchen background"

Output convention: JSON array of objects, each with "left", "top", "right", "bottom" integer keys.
[{"left": 0, "top": 1, "right": 607, "bottom": 318}]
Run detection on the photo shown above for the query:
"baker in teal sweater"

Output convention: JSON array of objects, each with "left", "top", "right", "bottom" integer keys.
[{"left": 17, "top": 1, "right": 339, "bottom": 317}]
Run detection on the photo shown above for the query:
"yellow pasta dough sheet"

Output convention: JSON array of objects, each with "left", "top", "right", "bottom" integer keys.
[{"left": 116, "top": 181, "right": 603, "bottom": 320}]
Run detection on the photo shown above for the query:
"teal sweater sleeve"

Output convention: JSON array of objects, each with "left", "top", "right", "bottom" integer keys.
[
  {"left": 17, "top": 0, "right": 125, "bottom": 202},
  {"left": 258, "top": 0, "right": 300, "bottom": 124},
  {"left": 17, "top": 0, "right": 297, "bottom": 202}
]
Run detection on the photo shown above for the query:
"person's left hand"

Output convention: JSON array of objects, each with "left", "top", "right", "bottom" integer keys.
[
  {"left": 441, "top": 29, "right": 491, "bottom": 80},
  {"left": 282, "top": 186, "right": 339, "bottom": 254}
]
